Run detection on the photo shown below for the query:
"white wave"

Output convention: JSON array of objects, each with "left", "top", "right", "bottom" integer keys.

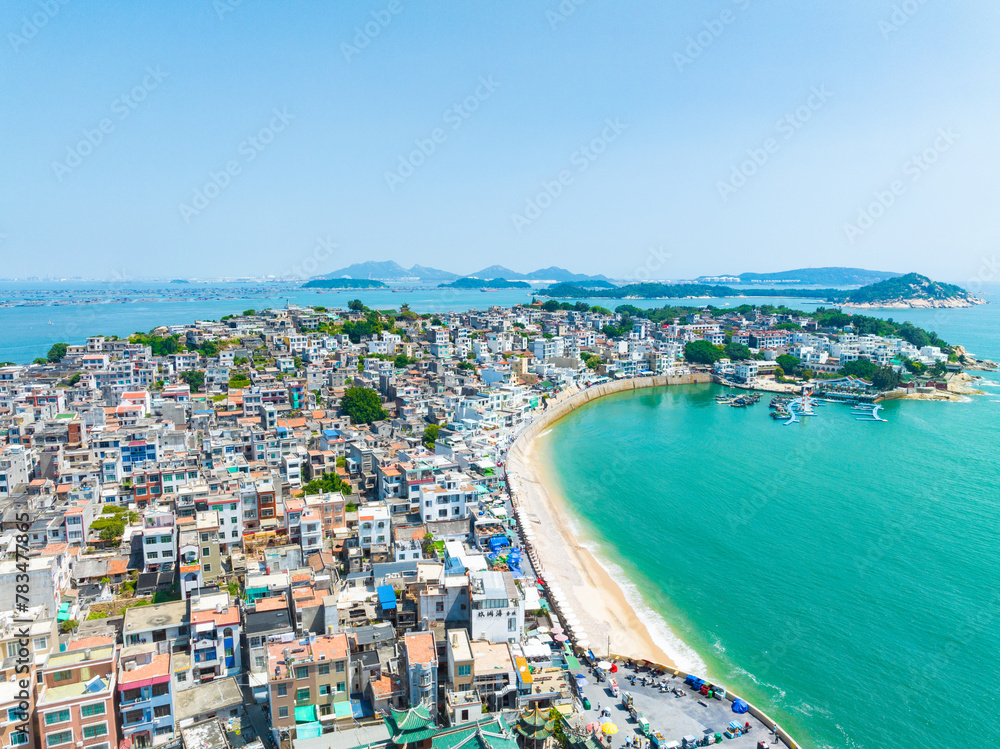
[
  {"left": 730, "top": 665, "right": 787, "bottom": 701},
  {"left": 536, "top": 428, "right": 553, "bottom": 438},
  {"left": 570, "top": 531, "right": 708, "bottom": 674}
]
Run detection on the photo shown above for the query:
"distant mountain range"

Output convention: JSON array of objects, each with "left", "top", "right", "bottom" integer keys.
[
  {"left": 699, "top": 267, "right": 902, "bottom": 286},
  {"left": 311, "top": 261, "right": 611, "bottom": 285}
]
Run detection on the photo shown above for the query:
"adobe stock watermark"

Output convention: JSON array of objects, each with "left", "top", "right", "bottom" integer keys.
[
  {"left": 843, "top": 127, "right": 958, "bottom": 244},
  {"left": 8, "top": 0, "right": 71, "bottom": 53},
  {"left": 282, "top": 235, "right": 339, "bottom": 281},
  {"left": 878, "top": 0, "right": 930, "bottom": 40},
  {"left": 621, "top": 246, "right": 673, "bottom": 283},
  {"left": 178, "top": 107, "right": 294, "bottom": 223},
  {"left": 717, "top": 86, "right": 833, "bottom": 201},
  {"left": 384, "top": 75, "right": 500, "bottom": 192},
  {"left": 510, "top": 118, "right": 627, "bottom": 233},
  {"left": 673, "top": 0, "right": 753, "bottom": 72},
  {"left": 51, "top": 66, "right": 169, "bottom": 183},
  {"left": 213, "top": 0, "right": 247, "bottom": 22},
  {"left": 341, "top": 0, "right": 403, "bottom": 63},
  {"left": 546, "top": 0, "right": 586, "bottom": 30}
]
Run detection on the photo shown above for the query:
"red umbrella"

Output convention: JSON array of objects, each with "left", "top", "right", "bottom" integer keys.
[{"left": 610, "top": 664, "right": 618, "bottom": 673}]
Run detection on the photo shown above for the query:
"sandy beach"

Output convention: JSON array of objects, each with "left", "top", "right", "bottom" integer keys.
[{"left": 507, "top": 418, "right": 678, "bottom": 669}]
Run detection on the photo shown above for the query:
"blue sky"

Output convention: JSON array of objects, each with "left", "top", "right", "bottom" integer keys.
[{"left": 2, "top": 0, "right": 998, "bottom": 283}]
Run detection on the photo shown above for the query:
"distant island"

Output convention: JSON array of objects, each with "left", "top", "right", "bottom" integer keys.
[
  {"left": 838, "top": 273, "right": 984, "bottom": 308},
  {"left": 301, "top": 278, "right": 388, "bottom": 289},
  {"left": 169, "top": 279, "right": 191, "bottom": 284},
  {"left": 438, "top": 278, "right": 531, "bottom": 290},
  {"left": 540, "top": 273, "right": 985, "bottom": 309},
  {"left": 702, "top": 267, "right": 902, "bottom": 286}
]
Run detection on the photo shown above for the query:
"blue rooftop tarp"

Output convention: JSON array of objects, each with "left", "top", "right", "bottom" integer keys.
[
  {"left": 732, "top": 698, "right": 749, "bottom": 714},
  {"left": 377, "top": 585, "right": 397, "bottom": 611}
]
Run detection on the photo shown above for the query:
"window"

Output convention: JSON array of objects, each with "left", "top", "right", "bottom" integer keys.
[
  {"left": 47, "top": 731, "right": 72, "bottom": 747},
  {"left": 296, "top": 688, "right": 310, "bottom": 702},
  {"left": 202, "top": 563, "right": 211, "bottom": 573},
  {"left": 435, "top": 601, "right": 444, "bottom": 613},
  {"left": 80, "top": 703, "right": 105, "bottom": 717},
  {"left": 278, "top": 707, "right": 288, "bottom": 719},
  {"left": 201, "top": 533, "right": 209, "bottom": 542},
  {"left": 202, "top": 547, "right": 211, "bottom": 557},
  {"left": 153, "top": 705, "right": 170, "bottom": 718},
  {"left": 508, "top": 617, "right": 516, "bottom": 632},
  {"left": 277, "top": 684, "right": 287, "bottom": 697},
  {"left": 336, "top": 681, "right": 345, "bottom": 693},
  {"left": 160, "top": 535, "right": 171, "bottom": 544},
  {"left": 335, "top": 661, "right": 345, "bottom": 673},
  {"left": 318, "top": 663, "right": 330, "bottom": 675},
  {"left": 152, "top": 683, "right": 168, "bottom": 697},
  {"left": 457, "top": 664, "right": 471, "bottom": 676},
  {"left": 122, "top": 688, "right": 142, "bottom": 702},
  {"left": 147, "top": 551, "right": 158, "bottom": 559},
  {"left": 232, "top": 530, "right": 239, "bottom": 538},
  {"left": 176, "top": 672, "right": 187, "bottom": 683},
  {"left": 10, "top": 731, "right": 28, "bottom": 746},
  {"left": 45, "top": 709, "right": 70, "bottom": 725},
  {"left": 6, "top": 642, "right": 19, "bottom": 659},
  {"left": 319, "top": 684, "right": 330, "bottom": 696},
  {"left": 83, "top": 724, "right": 108, "bottom": 739},
  {"left": 295, "top": 666, "right": 308, "bottom": 679}
]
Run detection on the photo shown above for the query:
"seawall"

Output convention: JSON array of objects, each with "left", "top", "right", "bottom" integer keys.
[
  {"left": 505, "top": 373, "right": 802, "bottom": 749},
  {"left": 509, "top": 373, "right": 711, "bottom": 457}
]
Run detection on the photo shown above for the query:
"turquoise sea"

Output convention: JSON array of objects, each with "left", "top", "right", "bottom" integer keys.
[{"left": 539, "top": 295, "right": 1000, "bottom": 749}]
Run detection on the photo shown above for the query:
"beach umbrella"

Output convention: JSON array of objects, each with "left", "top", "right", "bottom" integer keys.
[
  {"left": 586, "top": 723, "right": 601, "bottom": 733},
  {"left": 602, "top": 723, "right": 619, "bottom": 736},
  {"left": 537, "top": 626, "right": 551, "bottom": 634},
  {"left": 575, "top": 639, "right": 590, "bottom": 649},
  {"left": 550, "top": 626, "right": 564, "bottom": 634},
  {"left": 554, "top": 634, "right": 568, "bottom": 642},
  {"left": 597, "top": 660, "right": 612, "bottom": 671}
]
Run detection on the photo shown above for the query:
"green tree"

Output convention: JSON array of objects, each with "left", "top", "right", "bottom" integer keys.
[
  {"left": 179, "top": 370, "right": 206, "bottom": 392},
  {"left": 723, "top": 342, "right": 752, "bottom": 360},
  {"left": 422, "top": 424, "right": 440, "bottom": 448},
  {"left": 340, "top": 386, "right": 387, "bottom": 424},
  {"left": 541, "top": 300, "right": 561, "bottom": 312},
  {"left": 776, "top": 354, "right": 802, "bottom": 375},
  {"left": 872, "top": 366, "right": 901, "bottom": 391},
  {"left": 394, "top": 353, "right": 411, "bottom": 368},
  {"left": 47, "top": 342, "right": 68, "bottom": 362},
  {"left": 242, "top": 309, "right": 256, "bottom": 316},
  {"left": 839, "top": 359, "right": 879, "bottom": 381},
  {"left": 684, "top": 340, "right": 725, "bottom": 364},
  {"left": 348, "top": 299, "right": 367, "bottom": 312}
]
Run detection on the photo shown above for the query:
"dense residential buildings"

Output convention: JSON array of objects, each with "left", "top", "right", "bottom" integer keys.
[{"left": 0, "top": 300, "right": 959, "bottom": 749}]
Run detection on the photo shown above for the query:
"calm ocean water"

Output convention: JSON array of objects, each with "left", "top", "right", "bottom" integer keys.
[
  {"left": 0, "top": 281, "right": 896, "bottom": 364},
  {"left": 540, "top": 296, "right": 1000, "bottom": 749}
]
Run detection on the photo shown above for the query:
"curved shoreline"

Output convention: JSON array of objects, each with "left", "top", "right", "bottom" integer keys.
[{"left": 505, "top": 374, "right": 802, "bottom": 749}]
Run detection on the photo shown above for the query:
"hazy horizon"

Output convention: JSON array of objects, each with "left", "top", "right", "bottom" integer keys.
[{"left": 3, "top": 1, "right": 999, "bottom": 287}]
